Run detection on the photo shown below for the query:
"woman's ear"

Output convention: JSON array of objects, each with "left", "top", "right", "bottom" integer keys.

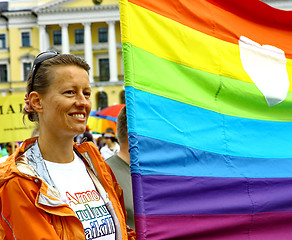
[{"left": 29, "top": 92, "right": 43, "bottom": 113}]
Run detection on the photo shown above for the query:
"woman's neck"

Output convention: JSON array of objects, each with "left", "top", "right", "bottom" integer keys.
[{"left": 37, "top": 132, "right": 74, "bottom": 163}]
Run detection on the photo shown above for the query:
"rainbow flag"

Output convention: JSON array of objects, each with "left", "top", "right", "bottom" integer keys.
[{"left": 120, "top": 0, "right": 292, "bottom": 239}]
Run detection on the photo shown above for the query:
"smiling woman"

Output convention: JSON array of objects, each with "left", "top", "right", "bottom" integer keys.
[
  {"left": 34, "top": 64, "right": 92, "bottom": 141},
  {"left": 0, "top": 52, "right": 135, "bottom": 240}
]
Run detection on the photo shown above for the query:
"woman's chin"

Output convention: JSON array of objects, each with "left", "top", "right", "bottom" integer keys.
[{"left": 75, "top": 126, "right": 86, "bottom": 135}]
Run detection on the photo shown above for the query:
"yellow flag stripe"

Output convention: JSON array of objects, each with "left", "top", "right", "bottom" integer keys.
[{"left": 125, "top": 2, "right": 292, "bottom": 91}]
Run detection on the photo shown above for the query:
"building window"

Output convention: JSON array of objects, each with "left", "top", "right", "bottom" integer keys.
[
  {"left": 21, "top": 32, "right": 30, "bottom": 47},
  {"left": 0, "top": 34, "right": 6, "bottom": 48},
  {"left": 120, "top": 90, "right": 126, "bottom": 104},
  {"left": 23, "top": 62, "right": 31, "bottom": 81},
  {"left": 75, "top": 29, "right": 84, "bottom": 44},
  {"left": 0, "top": 64, "right": 7, "bottom": 82},
  {"left": 98, "top": 28, "right": 108, "bottom": 42},
  {"left": 99, "top": 58, "right": 109, "bottom": 81},
  {"left": 53, "top": 30, "right": 61, "bottom": 45},
  {"left": 97, "top": 92, "right": 108, "bottom": 110}
]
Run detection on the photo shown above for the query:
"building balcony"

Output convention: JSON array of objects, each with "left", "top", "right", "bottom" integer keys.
[{"left": 0, "top": 81, "right": 26, "bottom": 93}]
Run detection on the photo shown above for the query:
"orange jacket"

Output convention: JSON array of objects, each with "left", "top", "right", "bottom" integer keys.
[{"left": 0, "top": 138, "right": 136, "bottom": 240}]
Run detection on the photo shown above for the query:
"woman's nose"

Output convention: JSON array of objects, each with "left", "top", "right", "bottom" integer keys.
[{"left": 76, "top": 93, "right": 88, "bottom": 106}]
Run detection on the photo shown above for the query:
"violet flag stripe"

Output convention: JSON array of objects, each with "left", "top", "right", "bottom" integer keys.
[{"left": 132, "top": 174, "right": 292, "bottom": 215}]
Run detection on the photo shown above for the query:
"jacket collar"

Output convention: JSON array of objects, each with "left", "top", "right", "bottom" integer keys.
[{"left": 25, "top": 140, "right": 56, "bottom": 188}]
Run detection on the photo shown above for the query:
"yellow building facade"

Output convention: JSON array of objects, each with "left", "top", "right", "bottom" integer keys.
[{"left": 0, "top": 0, "right": 125, "bottom": 110}]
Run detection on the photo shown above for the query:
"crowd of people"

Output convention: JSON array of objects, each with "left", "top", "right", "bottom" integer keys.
[{"left": 0, "top": 52, "right": 135, "bottom": 239}]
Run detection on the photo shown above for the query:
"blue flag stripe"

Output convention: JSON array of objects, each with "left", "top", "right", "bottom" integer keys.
[
  {"left": 129, "top": 134, "right": 292, "bottom": 178},
  {"left": 126, "top": 87, "right": 292, "bottom": 158}
]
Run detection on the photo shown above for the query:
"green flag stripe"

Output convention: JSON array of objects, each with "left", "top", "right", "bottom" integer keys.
[{"left": 123, "top": 43, "right": 292, "bottom": 122}]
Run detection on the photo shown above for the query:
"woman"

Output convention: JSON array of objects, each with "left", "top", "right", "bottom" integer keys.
[
  {"left": 0, "top": 142, "right": 19, "bottom": 163},
  {"left": 100, "top": 130, "right": 120, "bottom": 160},
  {"left": 0, "top": 52, "right": 135, "bottom": 240}
]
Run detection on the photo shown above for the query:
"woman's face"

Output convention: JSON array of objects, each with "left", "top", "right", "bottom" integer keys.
[
  {"left": 39, "top": 65, "right": 92, "bottom": 138},
  {"left": 104, "top": 137, "right": 113, "bottom": 145}
]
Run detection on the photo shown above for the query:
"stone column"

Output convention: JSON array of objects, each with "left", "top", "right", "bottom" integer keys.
[
  {"left": 45, "top": 30, "right": 50, "bottom": 51},
  {"left": 107, "top": 20, "right": 118, "bottom": 82},
  {"left": 60, "top": 23, "right": 69, "bottom": 54},
  {"left": 38, "top": 24, "right": 48, "bottom": 52},
  {"left": 83, "top": 22, "right": 93, "bottom": 82}
]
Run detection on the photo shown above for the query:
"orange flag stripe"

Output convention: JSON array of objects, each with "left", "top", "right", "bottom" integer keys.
[{"left": 129, "top": 0, "right": 292, "bottom": 59}]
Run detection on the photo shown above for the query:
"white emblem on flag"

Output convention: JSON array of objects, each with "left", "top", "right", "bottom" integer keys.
[{"left": 239, "top": 36, "right": 289, "bottom": 107}]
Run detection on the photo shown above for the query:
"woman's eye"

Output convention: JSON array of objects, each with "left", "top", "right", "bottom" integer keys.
[
  {"left": 84, "top": 92, "right": 91, "bottom": 97},
  {"left": 64, "top": 90, "right": 74, "bottom": 95}
]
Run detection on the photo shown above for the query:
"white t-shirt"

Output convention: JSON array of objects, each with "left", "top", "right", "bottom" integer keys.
[
  {"left": 0, "top": 155, "right": 8, "bottom": 163},
  {"left": 100, "top": 143, "right": 120, "bottom": 160},
  {"left": 44, "top": 152, "right": 115, "bottom": 240}
]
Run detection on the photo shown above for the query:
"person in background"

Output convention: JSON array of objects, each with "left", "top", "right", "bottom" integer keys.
[
  {"left": 100, "top": 129, "right": 120, "bottom": 160},
  {"left": 0, "top": 142, "right": 19, "bottom": 163},
  {"left": 97, "top": 127, "right": 113, "bottom": 151},
  {"left": 0, "top": 52, "right": 135, "bottom": 240},
  {"left": 97, "top": 135, "right": 105, "bottom": 150},
  {"left": 0, "top": 144, "right": 8, "bottom": 158},
  {"left": 105, "top": 106, "right": 135, "bottom": 230}
]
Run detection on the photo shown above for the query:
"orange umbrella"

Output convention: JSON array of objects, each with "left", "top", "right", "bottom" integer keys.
[
  {"left": 87, "top": 104, "right": 125, "bottom": 133},
  {"left": 87, "top": 117, "right": 117, "bottom": 134}
]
